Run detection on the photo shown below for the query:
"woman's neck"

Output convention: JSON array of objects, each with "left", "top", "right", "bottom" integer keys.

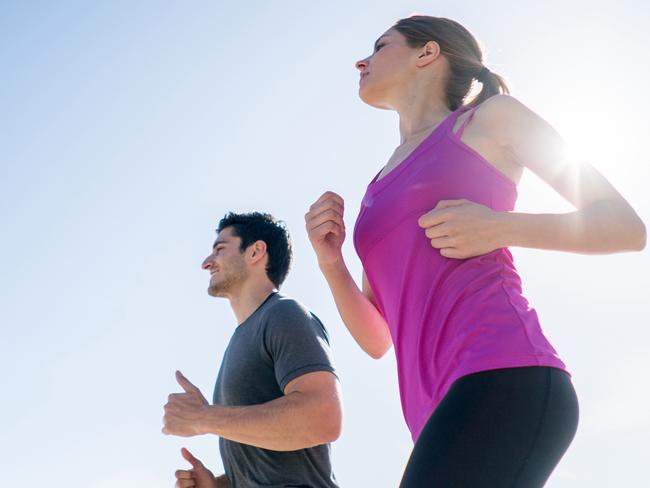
[
  {"left": 397, "top": 101, "right": 451, "bottom": 145},
  {"left": 393, "top": 77, "right": 450, "bottom": 145}
]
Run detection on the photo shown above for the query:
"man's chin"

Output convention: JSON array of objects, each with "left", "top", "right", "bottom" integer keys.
[{"left": 207, "top": 286, "right": 225, "bottom": 297}]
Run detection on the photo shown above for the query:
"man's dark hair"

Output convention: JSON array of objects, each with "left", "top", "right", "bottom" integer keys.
[{"left": 217, "top": 212, "right": 292, "bottom": 288}]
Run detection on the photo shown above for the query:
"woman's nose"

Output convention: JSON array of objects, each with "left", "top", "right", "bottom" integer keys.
[{"left": 355, "top": 58, "right": 369, "bottom": 71}]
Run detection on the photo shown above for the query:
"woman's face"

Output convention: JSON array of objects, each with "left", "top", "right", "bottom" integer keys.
[{"left": 355, "top": 28, "right": 418, "bottom": 109}]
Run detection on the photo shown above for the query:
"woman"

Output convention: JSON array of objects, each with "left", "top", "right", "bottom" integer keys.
[{"left": 304, "top": 15, "right": 646, "bottom": 488}]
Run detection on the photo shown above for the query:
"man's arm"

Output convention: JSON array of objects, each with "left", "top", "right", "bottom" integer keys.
[
  {"left": 214, "top": 474, "right": 229, "bottom": 488},
  {"left": 163, "top": 370, "right": 342, "bottom": 451},
  {"left": 202, "top": 370, "right": 342, "bottom": 450}
]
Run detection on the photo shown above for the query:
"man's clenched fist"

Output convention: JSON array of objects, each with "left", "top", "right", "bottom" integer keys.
[{"left": 163, "top": 371, "right": 209, "bottom": 437}]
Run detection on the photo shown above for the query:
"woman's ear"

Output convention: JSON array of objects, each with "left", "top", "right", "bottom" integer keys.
[{"left": 415, "top": 40, "right": 441, "bottom": 68}]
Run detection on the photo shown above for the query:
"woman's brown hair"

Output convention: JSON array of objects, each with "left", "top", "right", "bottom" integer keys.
[{"left": 393, "top": 15, "right": 510, "bottom": 110}]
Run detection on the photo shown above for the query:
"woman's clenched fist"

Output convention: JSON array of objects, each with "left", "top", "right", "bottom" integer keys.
[{"left": 305, "top": 191, "right": 346, "bottom": 268}]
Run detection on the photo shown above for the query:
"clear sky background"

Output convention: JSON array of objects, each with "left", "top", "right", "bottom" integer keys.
[{"left": 1, "top": 1, "right": 648, "bottom": 487}]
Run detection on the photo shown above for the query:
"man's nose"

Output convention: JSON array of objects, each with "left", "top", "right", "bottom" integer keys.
[{"left": 201, "top": 256, "right": 213, "bottom": 270}]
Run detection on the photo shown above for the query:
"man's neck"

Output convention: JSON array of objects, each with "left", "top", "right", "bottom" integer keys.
[{"left": 228, "top": 282, "right": 277, "bottom": 325}]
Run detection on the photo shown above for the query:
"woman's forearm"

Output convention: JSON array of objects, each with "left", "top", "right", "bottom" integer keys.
[
  {"left": 502, "top": 200, "right": 646, "bottom": 253},
  {"left": 319, "top": 258, "right": 392, "bottom": 359}
]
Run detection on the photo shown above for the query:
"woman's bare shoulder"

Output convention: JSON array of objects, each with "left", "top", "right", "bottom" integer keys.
[
  {"left": 472, "top": 94, "right": 545, "bottom": 147},
  {"left": 475, "top": 94, "right": 532, "bottom": 122}
]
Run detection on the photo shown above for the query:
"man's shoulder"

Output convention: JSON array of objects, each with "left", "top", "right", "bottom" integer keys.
[
  {"left": 261, "top": 294, "right": 328, "bottom": 334},
  {"left": 264, "top": 293, "right": 313, "bottom": 319}
]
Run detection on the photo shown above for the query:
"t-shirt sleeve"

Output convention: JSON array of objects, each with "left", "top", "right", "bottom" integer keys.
[{"left": 261, "top": 300, "right": 337, "bottom": 392}]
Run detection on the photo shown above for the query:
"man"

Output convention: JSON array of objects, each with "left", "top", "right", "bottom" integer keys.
[{"left": 163, "top": 212, "right": 342, "bottom": 488}]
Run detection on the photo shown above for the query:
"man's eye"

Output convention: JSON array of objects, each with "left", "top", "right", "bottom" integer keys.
[{"left": 375, "top": 44, "right": 385, "bottom": 52}]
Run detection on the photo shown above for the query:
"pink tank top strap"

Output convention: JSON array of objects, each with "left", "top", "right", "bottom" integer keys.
[
  {"left": 440, "top": 105, "right": 469, "bottom": 133},
  {"left": 455, "top": 105, "right": 480, "bottom": 138}
]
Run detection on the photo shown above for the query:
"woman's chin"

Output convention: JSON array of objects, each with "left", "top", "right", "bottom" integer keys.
[{"left": 358, "top": 88, "right": 391, "bottom": 110}]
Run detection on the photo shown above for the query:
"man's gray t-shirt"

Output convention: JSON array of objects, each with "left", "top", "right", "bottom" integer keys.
[{"left": 213, "top": 292, "right": 339, "bottom": 488}]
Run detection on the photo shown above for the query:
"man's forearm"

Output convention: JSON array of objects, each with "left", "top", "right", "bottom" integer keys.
[
  {"left": 215, "top": 474, "right": 230, "bottom": 488},
  {"left": 197, "top": 391, "right": 340, "bottom": 451}
]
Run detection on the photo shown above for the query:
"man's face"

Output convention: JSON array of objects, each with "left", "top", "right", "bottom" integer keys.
[{"left": 201, "top": 227, "right": 248, "bottom": 297}]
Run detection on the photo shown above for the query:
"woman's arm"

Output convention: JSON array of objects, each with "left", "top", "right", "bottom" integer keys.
[
  {"left": 419, "top": 95, "right": 646, "bottom": 258},
  {"left": 320, "top": 261, "right": 392, "bottom": 359},
  {"left": 494, "top": 94, "right": 645, "bottom": 253},
  {"left": 305, "top": 191, "right": 392, "bottom": 359}
]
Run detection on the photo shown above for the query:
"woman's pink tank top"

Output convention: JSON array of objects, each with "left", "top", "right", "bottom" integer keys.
[{"left": 353, "top": 104, "right": 568, "bottom": 442}]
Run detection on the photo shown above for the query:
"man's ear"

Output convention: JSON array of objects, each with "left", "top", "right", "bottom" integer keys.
[
  {"left": 415, "top": 40, "right": 441, "bottom": 68},
  {"left": 249, "top": 240, "right": 268, "bottom": 263}
]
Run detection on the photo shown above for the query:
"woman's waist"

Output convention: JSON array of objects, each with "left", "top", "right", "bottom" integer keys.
[
  {"left": 375, "top": 255, "right": 550, "bottom": 361},
  {"left": 368, "top": 247, "right": 522, "bottom": 318}
]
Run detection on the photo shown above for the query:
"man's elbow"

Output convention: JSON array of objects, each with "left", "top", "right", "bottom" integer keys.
[
  {"left": 320, "top": 412, "right": 342, "bottom": 444},
  {"left": 311, "top": 400, "right": 342, "bottom": 444}
]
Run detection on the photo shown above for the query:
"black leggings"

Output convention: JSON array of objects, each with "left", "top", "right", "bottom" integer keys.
[{"left": 399, "top": 367, "right": 579, "bottom": 488}]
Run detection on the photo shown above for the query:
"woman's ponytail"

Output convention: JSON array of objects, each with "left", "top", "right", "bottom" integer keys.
[{"left": 394, "top": 16, "right": 510, "bottom": 109}]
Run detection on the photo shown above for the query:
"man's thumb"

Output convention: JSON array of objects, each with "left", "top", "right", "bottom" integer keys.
[
  {"left": 176, "top": 370, "right": 200, "bottom": 394},
  {"left": 181, "top": 447, "right": 204, "bottom": 469}
]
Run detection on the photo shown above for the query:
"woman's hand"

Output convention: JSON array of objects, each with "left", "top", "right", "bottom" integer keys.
[
  {"left": 418, "top": 199, "right": 506, "bottom": 259},
  {"left": 305, "top": 191, "right": 392, "bottom": 359},
  {"left": 305, "top": 191, "right": 346, "bottom": 268}
]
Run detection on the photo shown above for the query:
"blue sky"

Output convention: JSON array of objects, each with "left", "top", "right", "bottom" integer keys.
[{"left": 1, "top": 1, "right": 648, "bottom": 486}]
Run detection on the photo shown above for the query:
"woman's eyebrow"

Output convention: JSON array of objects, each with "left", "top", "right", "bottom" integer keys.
[{"left": 374, "top": 35, "right": 388, "bottom": 49}]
